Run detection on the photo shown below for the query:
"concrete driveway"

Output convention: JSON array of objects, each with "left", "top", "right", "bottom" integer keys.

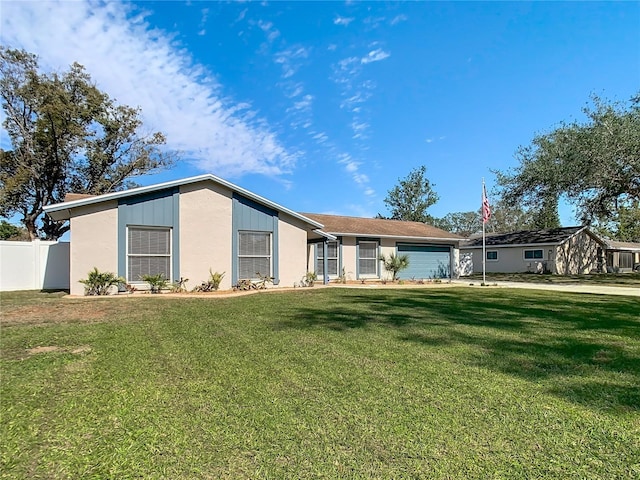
[{"left": 452, "top": 279, "right": 640, "bottom": 297}]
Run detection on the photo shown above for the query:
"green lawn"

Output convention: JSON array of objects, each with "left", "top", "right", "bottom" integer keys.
[{"left": 1, "top": 288, "right": 639, "bottom": 479}]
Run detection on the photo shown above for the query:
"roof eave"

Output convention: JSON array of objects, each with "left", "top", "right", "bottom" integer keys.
[
  {"left": 462, "top": 241, "right": 568, "bottom": 249},
  {"left": 326, "top": 232, "right": 461, "bottom": 242}
]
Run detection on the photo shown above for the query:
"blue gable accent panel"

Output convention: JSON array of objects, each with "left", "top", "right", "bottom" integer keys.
[
  {"left": 117, "top": 188, "right": 180, "bottom": 281},
  {"left": 232, "top": 193, "right": 279, "bottom": 285}
]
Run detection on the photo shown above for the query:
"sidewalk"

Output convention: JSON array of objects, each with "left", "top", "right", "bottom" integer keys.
[{"left": 451, "top": 279, "right": 640, "bottom": 297}]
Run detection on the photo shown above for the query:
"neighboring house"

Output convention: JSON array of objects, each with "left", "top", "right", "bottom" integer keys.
[
  {"left": 302, "top": 214, "right": 462, "bottom": 282},
  {"left": 460, "top": 226, "right": 606, "bottom": 275},
  {"left": 44, "top": 175, "right": 325, "bottom": 295},
  {"left": 604, "top": 240, "right": 640, "bottom": 272},
  {"left": 43, "top": 174, "right": 462, "bottom": 295}
]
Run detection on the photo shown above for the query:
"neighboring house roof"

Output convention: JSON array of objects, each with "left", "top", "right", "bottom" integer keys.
[
  {"left": 300, "top": 213, "right": 462, "bottom": 241},
  {"left": 605, "top": 240, "right": 640, "bottom": 252},
  {"left": 64, "top": 193, "right": 96, "bottom": 202},
  {"left": 462, "top": 226, "right": 603, "bottom": 248},
  {"left": 43, "top": 174, "right": 324, "bottom": 229}
]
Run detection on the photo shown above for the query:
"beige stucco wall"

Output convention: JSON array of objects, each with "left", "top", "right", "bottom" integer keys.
[
  {"left": 378, "top": 238, "right": 397, "bottom": 280},
  {"left": 311, "top": 237, "right": 459, "bottom": 281},
  {"left": 462, "top": 246, "right": 554, "bottom": 274},
  {"left": 462, "top": 232, "right": 604, "bottom": 274},
  {"left": 179, "top": 182, "right": 233, "bottom": 290},
  {"left": 555, "top": 233, "right": 602, "bottom": 274},
  {"left": 69, "top": 200, "right": 118, "bottom": 295},
  {"left": 340, "top": 237, "right": 358, "bottom": 280},
  {"left": 278, "top": 215, "right": 311, "bottom": 287}
]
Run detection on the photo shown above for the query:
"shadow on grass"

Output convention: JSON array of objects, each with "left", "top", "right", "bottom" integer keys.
[{"left": 277, "top": 288, "right": 640, "bottom": 412}]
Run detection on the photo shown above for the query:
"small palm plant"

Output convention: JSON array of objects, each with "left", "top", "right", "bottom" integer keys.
[
  {"left": 79, "top": 267, "right": 125, "bottom": 296},
  {"left": 141, "top": 273, "right": 169, "bottom": 293},
  {"left": 379, "top": 253, "right": 410, "bottom": 282}
]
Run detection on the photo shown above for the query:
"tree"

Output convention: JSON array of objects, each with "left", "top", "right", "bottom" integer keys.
[
  {"left": 0, "top": 220, "right": 29, "bottom": 240},
  {"left": 496, "top": 93, "right": 640, "bottom": 237},
  {"left": 593, "top": 199, "right": 640, "bottom": 242},
  {"left": 432, "top": 211, "right": 481, "bottom": 237},
  {"left": 0, "top": 47, "right": 175, "bottom": 240},
  {"left": 484, "top": 198, "right": 535, "bottom": 234},
  {"left": 433, "top": 197, "right": 541, "bottom": 237},
  {"left": 382, "top": 165, "right": 439, "bottom": 223},
  {"left": 529, "top": 196, "right": 561, "bottom": 230}
]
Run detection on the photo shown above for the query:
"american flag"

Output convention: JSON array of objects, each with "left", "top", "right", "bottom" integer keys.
[{"left": 482, "top": 184, "right": 491, "bottom": 223}]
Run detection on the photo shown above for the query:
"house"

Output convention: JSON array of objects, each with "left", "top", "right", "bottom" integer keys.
[
  {"left": 604, "top": 240, "right": 640, "bottom": 272},
  {"left": 460, "top": 226, "right": 606, "bottom": 275},
  {"left": 44, "top": 174, "right": 326, "bottom": 295},
  {"left": 43, "top": 174, "right": 461, "bottom": 295},
  {"left": 303, "top": 214, "right": 462, "bottom": 282}
]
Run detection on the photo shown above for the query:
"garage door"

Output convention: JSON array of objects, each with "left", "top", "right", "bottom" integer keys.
[{"left": 397, "top": 244, "right": 451, "bottom": 279}]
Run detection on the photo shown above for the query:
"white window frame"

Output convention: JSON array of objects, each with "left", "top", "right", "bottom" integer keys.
[
  {"left": 127, "top": 226, "right": 172, "bottom": 283},
  {"left": 238, "top": 231, "right": 272, "bottom": 280},
  {"left": 317, "top": 241, "right": 339, "bottom": 277},
  {"left": 524, "top": 249, "right": 544, "bottom": 260},
  {"left": 358, "top": 241, "right": 379, "bottom": 277},
  {"left": 486, "top": 250, "right": 499, "bottom": 262}
]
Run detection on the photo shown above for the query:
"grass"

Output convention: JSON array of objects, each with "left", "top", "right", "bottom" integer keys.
[
  {"left": 1, "top": 288, "right": 639, "bottom": 479},
  {"left": 466, "top": 272, "right": 640, "bottom": 287}
]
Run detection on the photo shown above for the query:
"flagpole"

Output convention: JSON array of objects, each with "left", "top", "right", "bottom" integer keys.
[{"left": 482, "top": 178, "right": 486, "bottom": 285}]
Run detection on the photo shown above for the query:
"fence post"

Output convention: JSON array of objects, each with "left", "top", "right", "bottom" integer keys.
[{"left": 33, "top": 239, "right": 41, "bottom": 290}]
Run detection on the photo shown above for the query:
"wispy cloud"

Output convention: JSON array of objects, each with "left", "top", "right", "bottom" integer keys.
[
  {"left": 390, "top": 14, "right": 408, "bottom": 26},
  {"left": 1, "top": 0, "right": 295, "bottom": 177},
  {"left": 274, "top": 46, "right": 310, "bottom": 79},
  {"left": 334, "top": 15, "right": 354, "bottom": 26},
  {"left": 258, "top": 19, "right": 280, "bottom": 43},
  {"left": 198, "top": 7, "right": 209, "bottom": 35},
  {"left": 336, "top": 153, "right": 374, "bottom": 196},
  {"left": 351, "top": 121, "right": 370, "bottom": 139},
  {"left": 361, "top": 48, "right": 390, "bottom": 64},
  {"left": 288, "top": 94, "right": 314, "bottom": 113}
]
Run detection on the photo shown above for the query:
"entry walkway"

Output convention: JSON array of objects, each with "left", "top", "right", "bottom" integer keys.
[{"left": 451, "top": 279, "right": 640, "bottom": 297}]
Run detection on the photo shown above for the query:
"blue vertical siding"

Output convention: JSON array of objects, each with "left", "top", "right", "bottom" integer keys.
[
  {"left": 117, "top": 188, "right": 179, "bottom": 281},
  {"left": 231, "top": 193, "right": 279, "bottom": 285}
]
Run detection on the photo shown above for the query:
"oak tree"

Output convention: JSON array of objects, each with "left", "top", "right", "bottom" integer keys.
[
  {"left": 496, "top": 93, "right": 639, "bottom": 238},
  {"left": 382, "top": 165, "right": 439, "bottom": 223},
  {"left": 0, "top": 47, "right": 176, "bottom": 240}
]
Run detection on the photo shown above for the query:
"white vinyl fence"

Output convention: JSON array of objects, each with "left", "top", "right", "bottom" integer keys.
[{"left": 0, "top": 240, "right": 70, "bottom": 291}]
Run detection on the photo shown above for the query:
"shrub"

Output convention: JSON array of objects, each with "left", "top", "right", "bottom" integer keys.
[
  {"left": 302, "top": 271, "right": 317, "bottom": 287},
  {"left": 379, "top": 253, "right": 410, "bottom": 281},
  {"left": 79, "top": 267, "right": 125, "bottom": 296},
  {"left": 141, "top": 273, "right": 169, "bottom": 293},
  {"left": 193, "top": 270, "right": 225, "bottom": 292},
  {"left": 171, "top": 277, "right": 189, "bottom": 293}
]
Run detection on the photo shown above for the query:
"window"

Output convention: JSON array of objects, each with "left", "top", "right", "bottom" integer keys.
[
  {"left": 128, "top": 227, "right": 171, "bottom": 282},
  {"left": 486, "top": 251, "right": 498, "bottom": 261},
  {"left": 239, "top": 232, "right": 271, "bottom": 280},
  {"left": 317, "top": 241, "right": 339, "bottom": 276},
  {"left": 358, "top": 241, "right": 378, "bottom": 276},
  {"left": 524, "top": 249, "right": 544, "bottom": 260},
  {"left": 619, "top": 252, "right": 633, "bottom": 269}
]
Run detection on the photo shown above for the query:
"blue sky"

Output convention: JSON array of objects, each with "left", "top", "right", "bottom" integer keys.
[{"left": 1, "top": 1, "right": 639, "bottom": 225}]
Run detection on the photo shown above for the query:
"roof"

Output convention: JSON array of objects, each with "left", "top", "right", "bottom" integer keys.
[
  {"left": 301, "top": 213, "right": 462, "bottom": 241},
  {"left": 462, "top": 226, "right": 600, "bottom": 248},
  {"left": 606, "top": 240, "right": 640, "bottom": 252},
  {"left": 43, "top": 174, "right": 323, "bottom": 229},
  {"left": 64, "top": 193, "right": 96, "bottom": 202}
]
